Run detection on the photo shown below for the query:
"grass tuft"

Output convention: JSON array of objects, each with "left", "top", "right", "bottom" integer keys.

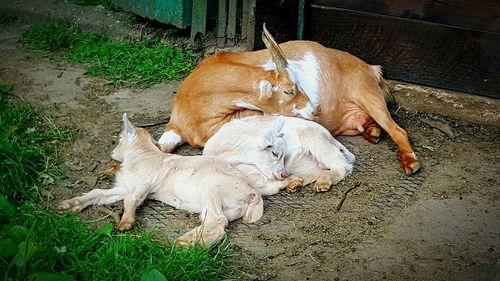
[
  {"left": 0, "top": 85, "right": 71, "bottom": 203},
  {"left": 21, "top": 22, "right": 196, "bottom": 86},
  {"left": 0, "top": 12, "right": 18, "bottom": 25},
  {"left": 0, "top": 202, "right": 231, "bottom": 281}
]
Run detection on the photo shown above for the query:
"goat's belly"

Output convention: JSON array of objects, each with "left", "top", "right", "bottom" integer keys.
[{"left": 150, "top": 191, "right": 202, "bottom": 213}]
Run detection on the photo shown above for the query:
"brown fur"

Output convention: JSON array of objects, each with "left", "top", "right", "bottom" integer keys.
[
  {"left": 165, "top": 52, "right": 310, "bottom": 149},
  {"left": 171, "top": 40, "right": 419, "bottom": 174}
]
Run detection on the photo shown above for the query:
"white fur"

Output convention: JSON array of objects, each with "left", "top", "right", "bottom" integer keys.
[
  {"left": 234, "top": 101, "right": 262, "bottom": 111},
  {"left": 291, "top": 102, "right": 315, "bottom": 120},
  {"left": 157, "top": 130, "right": 183, "bottom": 151},
  {"left": 260, "top": 52, "right": 320, "bottom": 107},
  {"left": 58, "top": 114, "right": 277, "bottom": 246},
  {"left": 204, "top": 115, "right": 355, "bottom": 192}
]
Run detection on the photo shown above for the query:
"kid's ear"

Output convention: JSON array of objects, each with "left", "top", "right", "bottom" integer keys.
[
  {"left": 122, "top": 113, "right": 136, "bottom": 141},
  {"left": 271, "top": 115, "right": 285, "bottom": 133}
]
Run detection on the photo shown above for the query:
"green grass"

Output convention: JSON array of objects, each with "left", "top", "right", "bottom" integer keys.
[
  {"left": 21, "top": 22, "right": 196, "bottom": 86},
  {"left": 0, "top": 85, "right": 71, "bottom": 203},
  {"left": 0, "top": 202, "right": 231, "bottom": 281},
  {"left": 0, "top": 12, "right": 18, "bottom": 25},
  {"left": 0, "top": 85, "right": 233, "bottom": 281}
]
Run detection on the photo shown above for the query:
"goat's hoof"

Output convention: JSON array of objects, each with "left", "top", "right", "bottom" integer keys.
[
  {"left": 313, "top": 182, "right": 331, "bottom": 193},
  {"left": 175, "top": 238, "right": 192, "bottom": 247},
  {"left": 286, "top": 177, "right": 304, "bottom": 193},
  {"left": 401, "top": 152, "right": 420, "bottom": 175},
  {"left": 363, "top": 124, "right": 381, "bottom": 144},
  {"left": 57, "top": 199, "right": 81, "bottom": 211},
  {"left": 117, "top": 220, "right": 134, "bottom": 231}
]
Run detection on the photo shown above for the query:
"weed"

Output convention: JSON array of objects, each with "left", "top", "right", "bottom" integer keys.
[
  {"left": 0, "top": 12, "right": 18, "bottom": 25},
  {"left": 0, "top": 201, "right": 231, "bottom": 281},
  {"left": 0, "top": 85, "right": 71, "bottom": 203},
  {"left": 21, "top": 23, "right": 197, "bottom": 86}
]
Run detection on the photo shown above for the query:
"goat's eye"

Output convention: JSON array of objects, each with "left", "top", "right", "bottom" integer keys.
[{"left": 272, "top": 151, "right": 278, "bottom": 158}]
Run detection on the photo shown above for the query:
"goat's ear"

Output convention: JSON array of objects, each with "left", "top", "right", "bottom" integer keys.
[
  {"left": 271, "top": 115, "right": 285, "bottom": 133},
  {"left": 258, "top": 80, "right": 273, "bottom": 101},
  {"left": 122, "top": 113, "right": 136, "bottom": 140}
]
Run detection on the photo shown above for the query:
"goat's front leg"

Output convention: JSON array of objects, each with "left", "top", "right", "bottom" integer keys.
[
  {"left": 257, "top": 176, "right": 304, "bottom": 195},
  {"left": 117, "top": 186, "right": 150, "bottom": 231},
  {"left": 57, "top": 188, "right": 126, "bottom": 212}
]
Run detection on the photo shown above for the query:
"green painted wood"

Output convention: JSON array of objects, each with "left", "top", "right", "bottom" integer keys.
[
  {"left": 115, "top": 0, "right": 192, "bottom": 28},
  {"left": 191, "top": 0, "right": 208, "bottom": 42}
]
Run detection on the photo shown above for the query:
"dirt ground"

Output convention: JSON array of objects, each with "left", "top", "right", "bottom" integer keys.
[{"left": 1, "top": 21, "right": 500, "bottom": 281}]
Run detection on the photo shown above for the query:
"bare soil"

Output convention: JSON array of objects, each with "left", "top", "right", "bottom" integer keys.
[{"left": 1, "top": 23, "right": 499, "bottom": 281}]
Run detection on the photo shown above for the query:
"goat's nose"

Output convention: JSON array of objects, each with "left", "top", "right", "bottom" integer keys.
[{"left": 274, "top": 171, "right": 287, "bottom": 180}]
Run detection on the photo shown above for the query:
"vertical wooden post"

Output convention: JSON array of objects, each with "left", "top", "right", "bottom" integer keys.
[
  {"left": 217, "top": 0, "right": 228, "bottom": 47},
  {"left": 191, "top": 0, "right": 208, "bottom": 43},
  {"left": 227, "top": 0, "right": 238, "bottom": 43},
  {"left": 244, "top": 0, "right": 256, "bottom": 49}
]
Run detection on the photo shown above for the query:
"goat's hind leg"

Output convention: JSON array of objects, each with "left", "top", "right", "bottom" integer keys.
[
  {"left": 176, "top": 216, "right": 228, "bottom": 247},
  {"left": 57, "top": 188, "right": 126, "bottom": 212},
  {"left": 118, "top": 185, "right": 150, "bottom": 230}
]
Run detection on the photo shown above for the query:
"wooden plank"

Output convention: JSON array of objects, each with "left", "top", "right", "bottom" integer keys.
[
  {"left": 308, "top": 5, "right": 500, "bottom": 98},
  {"left": 227, "top": 0, "right": 238, "bottom": 41},
  {"left": 241, "top": 0, "right": 251, "bottom": 39},
  {"left": 244, "top": 0, "right": 256, "bottom": 49},
  {"left": 217, "top": 0, "right": 227, "bottom": 46},
  {"left": 190, "top": 0, "right": 208, "bottom": 42},
  {"left": 312, "top": 0, "right": 500, "bottom": 33}
]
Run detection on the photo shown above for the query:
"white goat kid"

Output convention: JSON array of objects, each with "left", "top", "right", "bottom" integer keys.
[
  {"left": 204, "top": 116, "right": 355, "bottom": 192},
  {"left": 58, "top": 113, "right": 281, "bottom": 246}
]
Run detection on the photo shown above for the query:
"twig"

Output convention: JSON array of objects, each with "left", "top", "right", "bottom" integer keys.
[
  {"left": 137, "top": 117, "right": 170, "bottom": 128},
  {"left": 335, "top": 183, "right": 359, "bottom": 213},
  {"left": 94, "top": 206, "right": 121, "bottom": 225},
  {"left": 309, "top": 254, "right": 321, "bottom": 265}
]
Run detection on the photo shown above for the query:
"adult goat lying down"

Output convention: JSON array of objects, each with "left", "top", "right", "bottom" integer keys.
[
  {"left": 204, "top": 116, "right": 356, "bottom": 193},
  {"left": 158, "top": 25, "right": 312, "bottom": 153},
  {"left": 159, "top": 25, "right": 419, "bottom": 175},
  {"left": 58, "top": 114, "right": 299, "bottom": 246}
]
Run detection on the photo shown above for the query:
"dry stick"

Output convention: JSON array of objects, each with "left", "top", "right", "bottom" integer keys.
[
  {"left": 335, "top": 183, "right": 360, "bottom": 213},
  {"left": 95, "top": 206, "right": 121, "bottom": 225},
  {"left": 137, "top": 117, "right": 170, "bottom": 128}
]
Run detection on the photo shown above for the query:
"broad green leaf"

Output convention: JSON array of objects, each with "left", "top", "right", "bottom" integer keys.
[
  {"left": 8, "top": 225, "right": 28, "bottom": 243},
  {"left": 0, "top": 196, "right": 16, "bottom": 220},
  {"left": 140, "top": 269, "right": 167, "bottom": 281},
  {"left": 0, "top": 238, "right": 18, "bottom": 257},
  {"left": 95, "top": 222, "right": 113, "bottom": 236}
]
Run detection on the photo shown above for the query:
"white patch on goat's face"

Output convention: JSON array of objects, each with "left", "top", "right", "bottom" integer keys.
[
  {"left": 260, "top": 52, "right": 320, "bottom": 107},
  {"left": 158, "top": 130, "right": 182, "bottom": 151},
  {"left": 291, "top": 102, "right": 315, "bottom": 120},
  {"left": 234, "top": 101, "right": 262, "bottom": 111}
]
